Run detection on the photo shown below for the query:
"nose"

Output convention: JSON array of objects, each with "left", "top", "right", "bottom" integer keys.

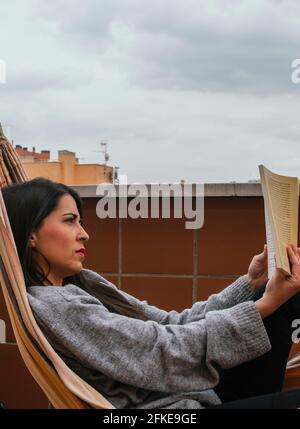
[{"left": 78, "top": 225, "right": 89, "bottom": 242}]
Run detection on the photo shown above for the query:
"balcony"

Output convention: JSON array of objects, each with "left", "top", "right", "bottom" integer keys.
[{"left": 0, "top": 182, "right": 299, "bottom": 407}]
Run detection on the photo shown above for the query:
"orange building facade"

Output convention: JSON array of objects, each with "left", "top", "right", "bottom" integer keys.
[{"left": 15, "top": 146, "right": 117, "bottom": 185}]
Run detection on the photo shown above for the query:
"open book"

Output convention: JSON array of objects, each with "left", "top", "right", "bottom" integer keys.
[{"left": 259, "top": 165, "right": 299, "bottom": 277}]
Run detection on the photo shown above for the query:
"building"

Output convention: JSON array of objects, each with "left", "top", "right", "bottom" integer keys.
[{"left": 15, "top": 145, "right": 118, "bottom": 185}]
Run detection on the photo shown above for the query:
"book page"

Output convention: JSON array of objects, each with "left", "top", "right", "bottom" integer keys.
[
  {"left": 264, "top": 205, "right": 276, "bottom": 278},
  {"left": 259, "top": 165, "right": 299, "bottom": 275}
]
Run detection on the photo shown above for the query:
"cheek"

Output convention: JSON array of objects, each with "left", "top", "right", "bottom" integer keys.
[{"left": 39, "top": 225, "right": 74, "bottom": 254}]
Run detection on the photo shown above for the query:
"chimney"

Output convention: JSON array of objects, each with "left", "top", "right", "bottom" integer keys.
[{"left": 40, "top": 150, "right": 50, "bottom": 161}]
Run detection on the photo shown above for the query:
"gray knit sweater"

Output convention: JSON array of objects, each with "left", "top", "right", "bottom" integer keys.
[{"left": 27, "top": 269, "right": 271, "bottom": 409}]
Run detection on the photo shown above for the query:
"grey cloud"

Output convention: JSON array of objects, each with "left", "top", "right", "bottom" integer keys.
[
  {"left": 31, "top": 0, "right": 130, "bottom": 49},
  {"left": 31, "top": 0, "right": 300, "bottom": 94},
  {"left": 1, "top": 67, "right": 94, "bottom": 93},
  {"left": 1, "top": 0, "right": 300, "bottom": 185}
]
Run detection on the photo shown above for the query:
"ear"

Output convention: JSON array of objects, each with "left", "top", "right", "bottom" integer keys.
[{"left": 29, "top": 232, "right": 37, "bottom": 248}]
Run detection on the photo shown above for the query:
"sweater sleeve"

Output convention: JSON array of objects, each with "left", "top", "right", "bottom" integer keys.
[
  {"left": 84, "top": 269, "right": 256, "bottom": 325},
  {"left": 27, "top": 286, "right": 271, "bottom": 394}
]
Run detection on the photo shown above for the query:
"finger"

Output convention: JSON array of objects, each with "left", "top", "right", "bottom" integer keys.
[
  {"left": 292, "top": 244, "right": 299, "bottom": 256},
  {"left": 287, "top": 245, "right": 300, "bottom": 266},
  {"left": 291, "top": 244, "right": 298, "bottom": 253},
  {"left": 256, "top": 245, "right": 268, "bottom": 261},
  {"left": 292, "top": 244, "right": 300, "bottom": 261}
]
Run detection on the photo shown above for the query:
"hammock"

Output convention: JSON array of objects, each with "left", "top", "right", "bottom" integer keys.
[
  {"left": 0, "top": 124, "right": 28, "bottom": 186},
  {"left": 0, "top": 124, "right": 114, "bottom": 409},
  {"left": 287, "top": 352, "right": 300, "bottom": 370}
]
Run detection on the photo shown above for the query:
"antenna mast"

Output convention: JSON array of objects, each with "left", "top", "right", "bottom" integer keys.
[{"left": 94, "top": 141, "right": 110, "bottom": 165}]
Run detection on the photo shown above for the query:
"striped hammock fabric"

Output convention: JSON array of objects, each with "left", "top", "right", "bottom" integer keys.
[
  {"left": 0, "top": 124, "right": 114, "bottom": 409},
  {"left": 287, "top": 352, "right": 300, "bottom": 370},
  {"left": 0, "top": 124, "right": 28, "bottom": 186}
]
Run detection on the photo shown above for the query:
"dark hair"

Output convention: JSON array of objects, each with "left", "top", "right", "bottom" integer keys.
[{"left": 2, "top": 178, "right": 148, "bottom": 321}]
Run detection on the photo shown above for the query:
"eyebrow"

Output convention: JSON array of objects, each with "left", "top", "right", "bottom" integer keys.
[
  {"left": 62, "top": 213, "right": 78, "bottom": 218},
  {"left": 62, "top": 213, "right": 83, "bottom": 223}
]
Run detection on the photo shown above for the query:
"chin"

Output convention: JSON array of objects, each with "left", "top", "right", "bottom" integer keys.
[
  {"left": 73, "top": 265, "right": 83, "bottom": 275},
  {"left": 65, "top": 263, "right": 83, "bottom": 277}
]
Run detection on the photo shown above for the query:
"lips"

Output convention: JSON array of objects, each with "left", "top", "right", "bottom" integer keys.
[{"left": 75, "top": 248, "right": 85, "bottom": 256}]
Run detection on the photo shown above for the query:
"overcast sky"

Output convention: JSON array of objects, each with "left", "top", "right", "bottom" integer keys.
[{"left": 0, "top": 0, "right": 300, "bottom": 183}]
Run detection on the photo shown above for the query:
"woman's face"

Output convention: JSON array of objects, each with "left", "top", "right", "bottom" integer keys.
[{"left": 30, "top": 194, "right": 89, "bottom": 285}]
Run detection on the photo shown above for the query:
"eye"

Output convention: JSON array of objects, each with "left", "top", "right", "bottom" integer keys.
[
  {"left": 65, "top": 217, "right": 75, "bottom": 224},
  {"left": 64, "top": 216, "right": 83, "bottom": 226}
]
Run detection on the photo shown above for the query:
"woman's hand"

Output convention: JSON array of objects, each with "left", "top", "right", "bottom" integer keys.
[
  {"left": 247, "top": 245, "right": 268, "bottom": 290},
  {"left": 255, "top": 245, "right": 300, "bottom": 319}
]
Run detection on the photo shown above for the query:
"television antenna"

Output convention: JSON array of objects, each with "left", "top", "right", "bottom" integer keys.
[
  {"left": 94, "top": 141, "right": 110, "bottom": 165},
  {"left": 93, "top": 141, "right": 120, "bottom": 184}
]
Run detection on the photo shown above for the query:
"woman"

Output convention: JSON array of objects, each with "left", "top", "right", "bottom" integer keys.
[{"left": 2, "top": 178, "right": 300, "bottom": 409}]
